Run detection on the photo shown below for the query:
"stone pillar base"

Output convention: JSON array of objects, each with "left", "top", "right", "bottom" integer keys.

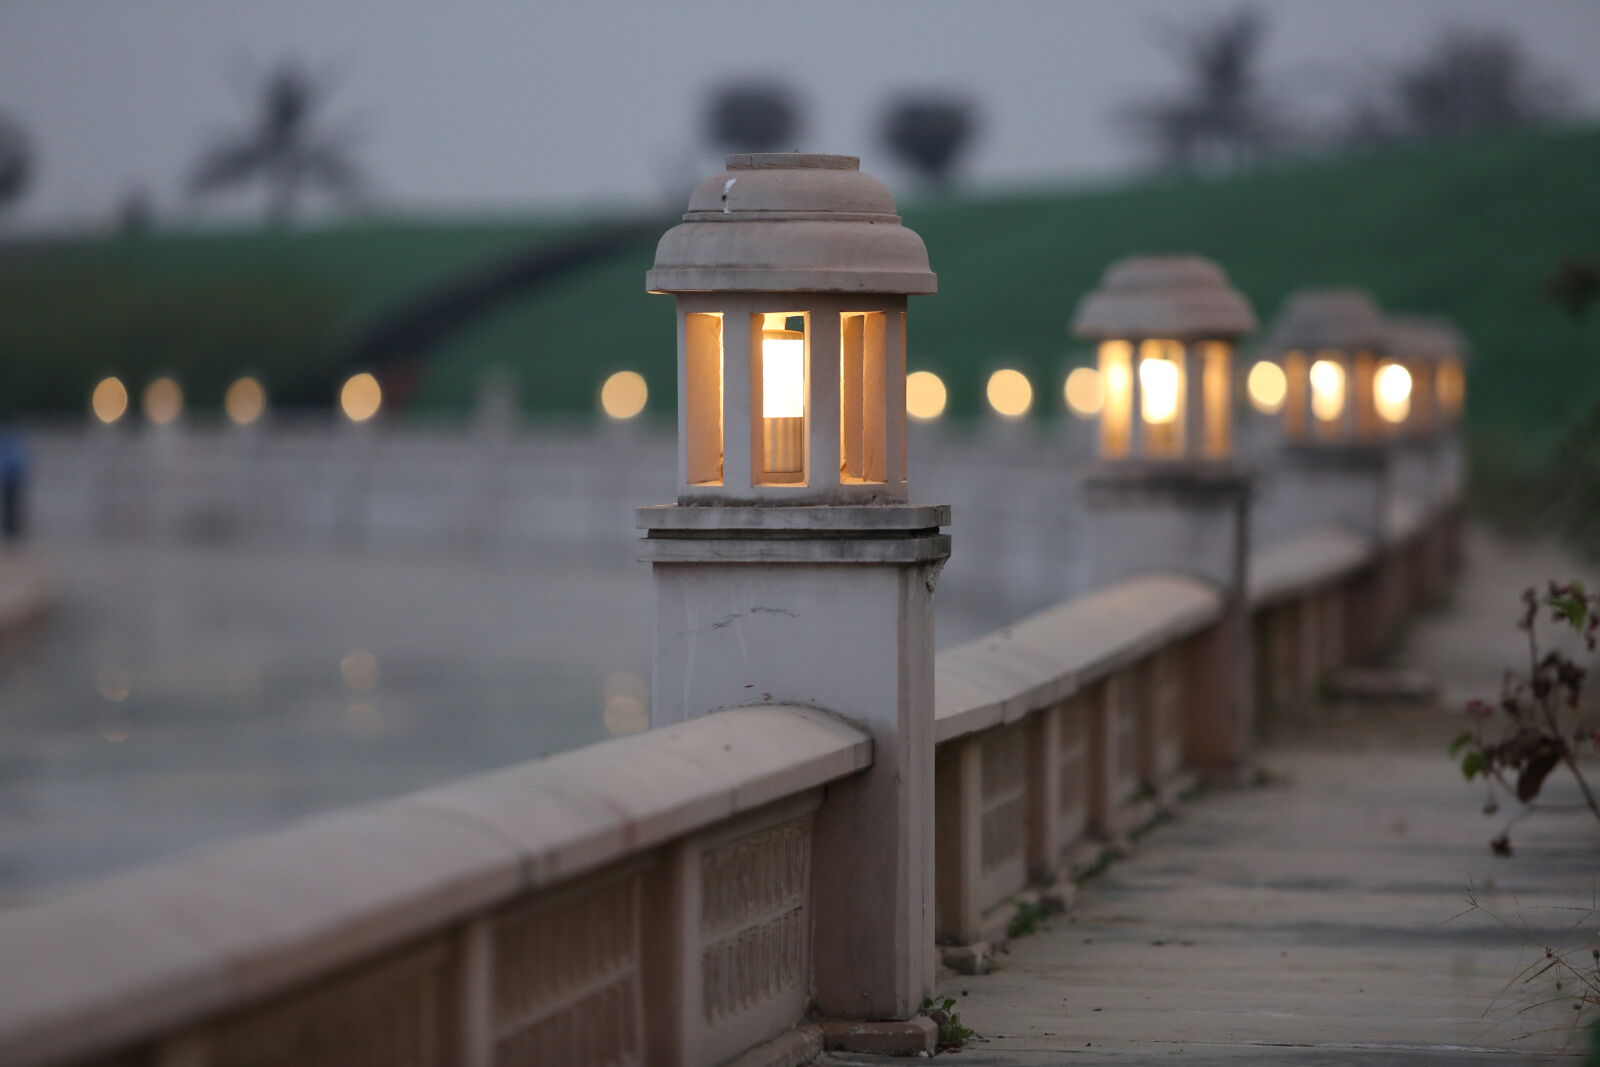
[{"left": 820, "top": 1016, "right": 938, "bottom": 1056}]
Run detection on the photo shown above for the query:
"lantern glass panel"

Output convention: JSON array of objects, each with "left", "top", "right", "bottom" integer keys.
[
  {"left": 1098, "top": 339, "right": 1133, "bottom": 457},
  {"left": 1373, "top": 360, "right": 1412, "bottom": 425},
  {"left": 1201, "top": 341, "right": 1231, "bottom": 458},
  {"left": 1138, "top": 339, "right": 1185, "bottom": 457},
  {"left": 753, "top": 312, "right": 808, "bottom": 485},
  {"left": 1309, "top": 352, "right": 1346, "bottom": 439},
  {"left": 684, "top": 312, "right": 724, "bottom": 485},
  {"left": 840, "top": 311, "right": 888, "bottom": 484}
]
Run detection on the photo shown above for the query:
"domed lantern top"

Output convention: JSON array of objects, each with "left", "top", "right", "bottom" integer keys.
[
  {"left": 1265, "top": 288, "right": 1388, "bottom": 444},
  {"left": 648, "top": 154, "right": 936, "bottom": 505},
  {"left": 1070, "top": 255, "right": 1256, "bottom": 462}
]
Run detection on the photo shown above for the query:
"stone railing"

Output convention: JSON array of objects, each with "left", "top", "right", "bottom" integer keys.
[
  {"left": 0, "top": 489, "right": 1462, "bottom": 1066},
  {"left": 925, "top": 493, "right": 1461, "bottom": 972},
  {"left": 0, "top": 706, "right": 870, "bottom": 1067}
]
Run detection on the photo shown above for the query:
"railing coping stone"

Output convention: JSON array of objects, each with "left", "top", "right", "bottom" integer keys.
[
  {"left": 1247, "top": 525, "right": 1374, "bottom": 609},
  {"left": 934, "top": 573, "right": 1225, "bottom": 744},
  {"left": 0, "top": 704, "right": 870, "bottom": 1067}
]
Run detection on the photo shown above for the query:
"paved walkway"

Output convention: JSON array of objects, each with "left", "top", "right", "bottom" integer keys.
[{"left": 833, "top": 530, "right": 1600, "bottom": 1064}]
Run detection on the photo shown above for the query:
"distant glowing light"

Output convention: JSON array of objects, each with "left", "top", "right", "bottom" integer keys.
[
  {"left": 99, "top": 709, "right": 130, "bottom": 743},
  {"left": 985, "top": 368, "right": 1032, "bottom": 419},
  {"left": 1246, "top": 361, "right": 1287, "bottom": 414},
  {"left": 225, "top": 376, "right": 267, "bottom": 426},
  {"left": 91, "top": 377, "right": 129, "bottom": 424},
  {"left": 1064, "top": 367, "right": 1103, "bottom": 418},
  {"left": 603, "top": 671, "right": 649, "bottom": 736},
  {"left": 1309, "top": 358, "right": 1346, "bottom": 422},
  {"left": 599, "top": 370, "right": 649, "bottom": 420},
  {"left": 1374, "top": 362, "right": 1413, "bottom": 424},
  {"left": 906, "top": 370, "right": 948, "bottom": 421},
  {"left": 340, "top": 372, "right": 382, "bottom": 422},
  {"left": 340, "top": 650, "right": 380, "bottom": 692},
  {"left": 96, "top": 667, "right": 131, "bottom": 703},
  {"left": 143, "top": 377, "right": 183, "bottom": 425},
  {"left": 1138, "top": 357, "right": 1180, "bottom": 424}
]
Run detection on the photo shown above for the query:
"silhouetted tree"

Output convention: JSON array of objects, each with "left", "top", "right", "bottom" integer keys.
[
  {"left": 0, "top": 110, "right": 32, "bottom": 217},
  {"left": 705, "top": 81, "right": 801, "bottom": 154},
  {"left": 1344, "top": 28, "right": 1570, "bottom": 145},
  {"left": 1120, "top": 7, "right": 1281, "bottom": 173},
  {"left": 189, "top": 61, "right": 367, "bottom": 226},
  {"left": 882, "top": 94, "right": 977, "bottom": 189}
]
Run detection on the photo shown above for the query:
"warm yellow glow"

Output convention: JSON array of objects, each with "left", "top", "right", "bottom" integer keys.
[
  {"left": 1138, "top": 356, "right": 1180, "bottom": 424},
  {"left": 90, "top": 377, "right": 129, "bottom": 424},
  {"left": 761, "top": 331, "right": 805, "bottom": 418},
  {"left": 224, "top": 376, "right": 267, "bottom": 426},
  {"left": 340, "top": 650, "right": 380, "bottom": 692},
  {"left": 96, "top": 667, "right": 131, "bottom": 703},
  {"left": 599, "top": 370, "right": 648, "bottom": 420},
  {"left": 602, "top": 671, "right": 649, "bottom": 736},
  {"left": 1309, "top": 358, "right": 1346, "bottom": 422},
  {"left": 985, "top": 368, "right": 1032, "bottom": 419},
  {"left": 1437, "top": 361, "right": 1465, "bottom": 418},
  {"left": 906, "top": 370, "right": 948, "bottom": 421},
  {"left": 1064, "top": 367, "right": 1103, "bottom": 417},
  {"left": 1373, "top": 362, "right": 1413, "bottom": 424},
  {"left": 340, "top": 372, "right": 382, "bottom": 422},
  {"left": 1246, "top": 361, "right": 1287, "bottom": 414},
  {"left": 143, "top": 377, "right": 183, "bottom": 425}
]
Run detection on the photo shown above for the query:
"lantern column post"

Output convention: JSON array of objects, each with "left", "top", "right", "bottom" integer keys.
[
  {"left": 1261, "top": 289, "right": 1395, "bottom": 658},
  {"left": 639, "top": 153, "right": 948, "bottom": 1055},
  {"left": 1071, "top": 256, "right": 1259, "bottom": 776}
]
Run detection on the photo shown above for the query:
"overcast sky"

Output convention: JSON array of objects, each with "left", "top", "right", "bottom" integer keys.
[{"left": 2, "top": 0, "right": 1598, "bottom": 230}]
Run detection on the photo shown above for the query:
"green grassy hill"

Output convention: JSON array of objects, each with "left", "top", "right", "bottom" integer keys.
[
  {"left": 5, "top": 129, "right": 1599, "bottom": 462},
  {"left": 418, "top": 128, "right": 1600, "bottom": 452}
]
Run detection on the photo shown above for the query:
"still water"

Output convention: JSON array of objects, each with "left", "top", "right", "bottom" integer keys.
[{"left": 0, "top": 538, "right": 653, "bottom": 902}]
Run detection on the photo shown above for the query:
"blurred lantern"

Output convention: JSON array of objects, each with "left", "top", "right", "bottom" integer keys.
[
  {"left": 1063, "top": 366, "right": 1104, "bottom": 418},
  {"left": 142, "top": 377, "right": 183, "bottom": 425},
  {"left": 340, "top": 372, "right": 382, "bottom": 423},
  {"left": 1263, "top": 289, "right": 1387, "bottom": 444},
  {"left": 985, "top": 368, "right": 1032, "bottom": 420},
  {"left": 224, "top": 376, "right": 267, "bottom": 426},
  {"left": 600, "top": 370, "right": 649, "bottom": 420},
  {"left": 1070, "top": 256, "right": 1257, "bottom": 460},
  {"left": 1381, "top": 315, "right": 1471, "bottom": 438},
  {"left": 905, "top": 370, "right": 947, "bottom": 421},
  {"left": 647, "top": 153, "right": 935, "bottom": 503},
  {"left": 90, "top": 377, "right": 129, "bottom": 424}
]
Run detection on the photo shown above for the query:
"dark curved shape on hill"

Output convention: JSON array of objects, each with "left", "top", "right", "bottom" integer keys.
[{"left": 340, "top": 215, "right": 667, "bottom": 406}]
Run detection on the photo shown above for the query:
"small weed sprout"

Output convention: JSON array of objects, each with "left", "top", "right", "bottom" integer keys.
[{"left": 921, "top": 995, "right": 976, "bottom": 1051}]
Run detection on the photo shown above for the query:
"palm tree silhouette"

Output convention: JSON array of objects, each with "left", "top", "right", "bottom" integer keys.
[{"left": 189, "top": 61, "right": 367, "bottom": 226}]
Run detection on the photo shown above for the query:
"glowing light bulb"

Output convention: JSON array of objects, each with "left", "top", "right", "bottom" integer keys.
[
  {"left": 1309, "top": 359, "right": 1346, "bottom": 422},
  {"left": 1374, "top": 362, "right": 1412, "bottom": 424},
  {"left": 986, "top": 368, "right": 1032, "bottom": 419},
  {"left": 1139, "top": 357, "right": 1180, "bottom": 424},
  {"left": 761, "top": 331, "right": 805, "bottom": 418},
  {"left": 1246, "top": 361, "right": 1287, "bottom": 414},
  {"left": 906, "top": 370, "right": 947, "bottom": 421},
  {"left": 1064, "top": 367, "right": 1103, "bottom": 417},
  {"left": 760, "top": 314, "right": 805, "bottom": 479}
]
